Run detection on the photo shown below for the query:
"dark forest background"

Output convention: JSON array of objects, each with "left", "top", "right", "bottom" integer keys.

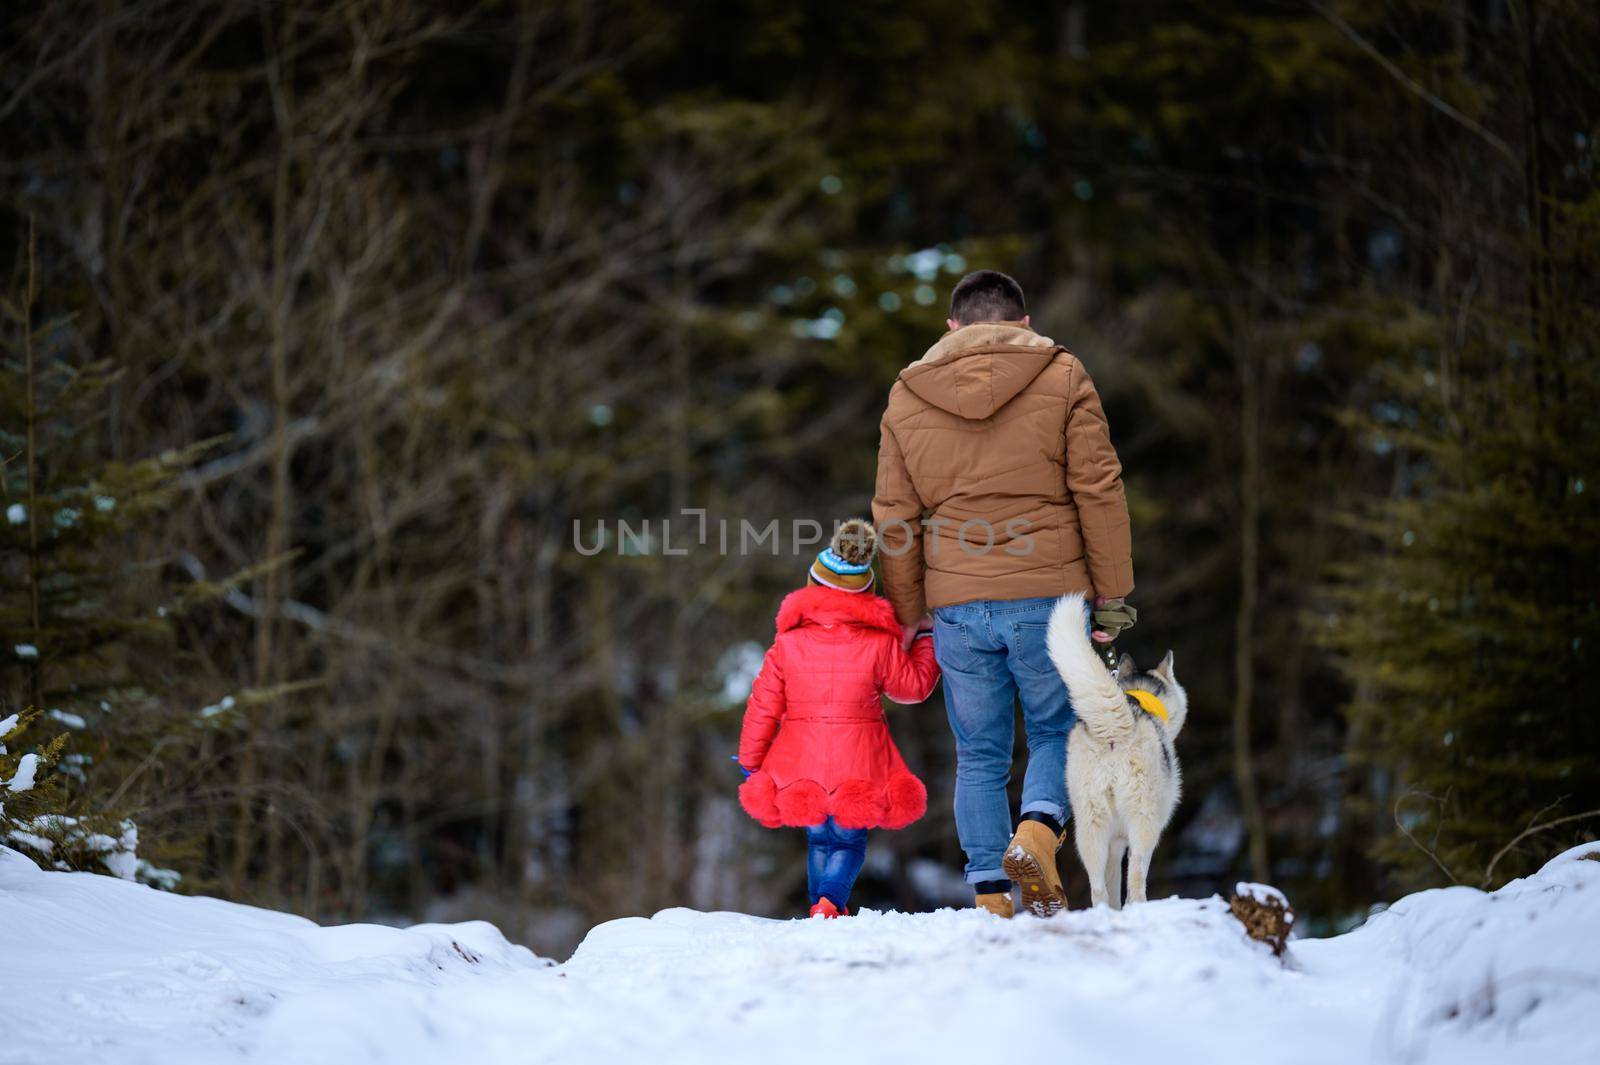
[{"left": 2, "top": 0, "right": 1596, "bottom": 957}]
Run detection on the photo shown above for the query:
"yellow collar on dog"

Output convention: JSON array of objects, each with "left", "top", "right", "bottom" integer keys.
[{"left": 1126, "top": 688, "right": 1169, "bottom": 722}]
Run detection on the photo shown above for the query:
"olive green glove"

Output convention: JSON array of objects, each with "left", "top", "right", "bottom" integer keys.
[{"left": 1091, "top": 599, "right": 1138, "bottom": 640}]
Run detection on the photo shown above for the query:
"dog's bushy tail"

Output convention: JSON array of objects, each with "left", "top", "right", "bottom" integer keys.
[{"left": 1046, "top": 593, "right": 1132, "bottom": 744}]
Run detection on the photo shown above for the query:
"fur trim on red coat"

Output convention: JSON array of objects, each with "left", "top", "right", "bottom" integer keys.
[
  {"left": 881, "top": 771, "right": 928, "bottom": 830},
  {"left": 774, "top": 779, "right": 829, "bottom": 826},
  {"left": 738, "top": 773, "right": 782, "bottom": 829},
  {"left": 775, "top": 585, "right": 901, "bottom": 636},
  {"left": 830, "top": 778, "right": 889, "bottom": 830},
  {"left": 738, "top": 769, "right": 927, "bottom": 830}
]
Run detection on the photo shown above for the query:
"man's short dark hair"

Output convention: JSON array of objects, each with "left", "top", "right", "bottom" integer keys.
[{"left": 949, "top": 270, "right": 1026, "bottom": 324}]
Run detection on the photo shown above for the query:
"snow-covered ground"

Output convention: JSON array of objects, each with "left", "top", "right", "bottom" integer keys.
[{"left": 3, "top": 842, "right": 1597, "bottom": 1065}]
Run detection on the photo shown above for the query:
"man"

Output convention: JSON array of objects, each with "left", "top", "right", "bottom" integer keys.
[{"left": 871, "top": 269, "right": 1136, "bottom": 918}]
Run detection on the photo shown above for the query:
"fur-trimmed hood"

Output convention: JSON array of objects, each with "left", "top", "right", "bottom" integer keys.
[
  {"left": 775, "top": 585, "right": 901, "bottom": 636},
  {"left": 899, "top": 321, "right": 1061, "bottom": 420}
]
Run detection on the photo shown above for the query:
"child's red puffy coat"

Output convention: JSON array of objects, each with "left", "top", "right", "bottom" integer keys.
[{"left": 737, "top": 585, "right": 940, "bottom": 830}]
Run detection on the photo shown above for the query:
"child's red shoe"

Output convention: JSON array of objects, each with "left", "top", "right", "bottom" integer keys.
[{"left": 808, "top": 898, "right": 848, "bottom": 919}]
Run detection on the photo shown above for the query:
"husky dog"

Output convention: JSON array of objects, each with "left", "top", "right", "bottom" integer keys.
[{"left": 1046, "top": 592, "right": 1187, "bottom": 908}]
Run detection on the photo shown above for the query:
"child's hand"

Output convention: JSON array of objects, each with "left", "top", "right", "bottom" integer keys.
[{"left": 900, "top": 612, "right": 934, "bottom": 651}]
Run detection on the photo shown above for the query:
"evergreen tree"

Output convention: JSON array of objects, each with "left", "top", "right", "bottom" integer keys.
[
  {"left": 1326, "top": 38, "right": 1600, "bottom": 889},
  {"left": 1, "top": 224, "right": 208, "bottom": 883}
]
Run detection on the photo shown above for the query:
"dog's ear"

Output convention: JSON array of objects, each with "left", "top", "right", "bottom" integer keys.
[
  {"left": 1155, "top": 650, "right": 1176, "bottom": 683},
  {"left": 1117, "top": 653, "right": 1136, "bottom": 680}
]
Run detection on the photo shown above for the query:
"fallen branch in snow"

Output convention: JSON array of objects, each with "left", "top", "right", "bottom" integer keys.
[
  {"left": 1393, "top": 788, "right": 1463, "bottom": 885},
  {"left": 1393, "top": 789, "right": 1600, "bottom": 891},
  {"left": 1482, "top": 807, "right": 1600, "bottom": 889},
  {"left": 1228, "top": 882, "right": 1294, "bottom": 957}
]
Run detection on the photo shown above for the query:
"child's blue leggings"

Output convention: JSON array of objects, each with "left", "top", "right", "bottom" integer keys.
[{"left": 805, "top": 816, "right": 868, "bottom": 908}]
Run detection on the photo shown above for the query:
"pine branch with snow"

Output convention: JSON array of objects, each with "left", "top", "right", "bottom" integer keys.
[{"left": 0, "top": 708, "right": 67, "bottom": 852}]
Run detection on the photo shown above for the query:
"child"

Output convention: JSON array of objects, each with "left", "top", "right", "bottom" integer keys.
[{"left": 737, "top": 519, "right": 941, "bottom": 917}]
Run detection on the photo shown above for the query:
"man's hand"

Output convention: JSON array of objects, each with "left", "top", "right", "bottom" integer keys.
[
  {"left": 1090, "top": 597, "right": 1137, "bottom": 644},
  {"left": 901, "top": 612, "right": 934, "bottom": 651}
]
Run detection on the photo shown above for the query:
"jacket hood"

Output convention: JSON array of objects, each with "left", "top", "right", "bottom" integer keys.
[
  {"left": 776, "top": 585, "right": 901, "bottom": 636},
  {"left": 899, "top": 322, "right": 1061, "bottom": 420}
]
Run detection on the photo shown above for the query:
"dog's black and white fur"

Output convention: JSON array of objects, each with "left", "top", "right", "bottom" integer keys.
[{"left": 1047, "top": 593, "right": 1188, "bottom": 908}]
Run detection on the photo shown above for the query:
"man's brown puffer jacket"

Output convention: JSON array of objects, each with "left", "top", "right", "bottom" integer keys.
[{"left": 871, "top": 321, "right": 1133, "bottom": 626}]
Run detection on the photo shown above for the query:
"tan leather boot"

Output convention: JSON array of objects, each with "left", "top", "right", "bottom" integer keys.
[
  {"left": 1002, "top": 820, "right": 1068, "bottom": 917},
  {"left": 974, "top": 891, "right": 1015, "bottom": 919}
]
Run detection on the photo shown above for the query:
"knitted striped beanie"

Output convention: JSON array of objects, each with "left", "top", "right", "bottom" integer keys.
[{"left": 808, "top": 519, "right": 877, "bottom": 593}]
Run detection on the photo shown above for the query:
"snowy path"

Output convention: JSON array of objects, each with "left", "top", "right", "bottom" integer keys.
[{"left": 4, "top": 844, "right": 1598, "bottom": 1065}]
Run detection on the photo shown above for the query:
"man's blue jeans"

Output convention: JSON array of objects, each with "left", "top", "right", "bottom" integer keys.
[
  {"left": 806, "top": 817, "right": 868, "bottom": 908},
  {"left": 933, "top": 596, "right": 1079, "bottom": 884}
]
